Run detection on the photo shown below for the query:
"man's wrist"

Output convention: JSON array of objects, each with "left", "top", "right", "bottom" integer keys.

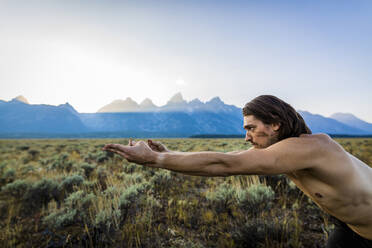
[{"left": 153, "top": 152, "right": 166, "bottom": 168}]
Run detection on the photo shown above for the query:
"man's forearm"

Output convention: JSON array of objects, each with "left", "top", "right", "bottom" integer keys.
[{"left": 155, "top": 151, "right": 236, "bottom": 177}]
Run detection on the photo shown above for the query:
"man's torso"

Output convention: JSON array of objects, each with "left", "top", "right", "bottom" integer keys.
[{"left": 285, "top": 135, "right": 372, "bottom": 239}]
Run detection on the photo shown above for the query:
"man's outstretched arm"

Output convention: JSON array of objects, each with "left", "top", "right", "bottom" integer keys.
[
  {"left": 104, "top": 141, "right": 239, "bottom": 176},
  {"left": 103, "top": 137, "right": 322, "bottom": 177},
  {"left": 156, "top": 151, "right": 245, "bottom": 177}
]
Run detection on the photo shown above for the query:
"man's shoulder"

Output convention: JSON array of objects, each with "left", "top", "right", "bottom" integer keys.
[
  {"left": 299, "top": 133, "right": 330, "bottom": 140},
  {"left": 273, "top": 133, "right": 335, "bottom": 156},
  {"left": 260, "top": 133, "right": 334, "bottom": 172},
  {"left": 293, "top": 133, "right": 343, "bottom": 157},
  {"left": 281, "top": 133, "right": 332, "bottom": 146},
  {"left": 300, "top": 133, "right": 333, "bottom": 143}
]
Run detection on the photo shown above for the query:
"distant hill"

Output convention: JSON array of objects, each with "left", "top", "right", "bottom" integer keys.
[
  {"left": 0, "top": 98, "right": 87, "bottom": 134},
  {"left": 299, "top": 111, "right": 368, "bottom": 135},
  {"left": 330, "top": 113, "right": 372, "bottom": 133},
  {"left": 0, "top": 95, "right": 371, "bottom": 138},
  {"left": 13, "top": 95, "right": 29, "bottom": 104}
]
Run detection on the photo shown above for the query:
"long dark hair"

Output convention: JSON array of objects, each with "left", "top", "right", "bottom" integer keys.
[{"left": 242, "top": 95, "right": 311, "bottom": 141}]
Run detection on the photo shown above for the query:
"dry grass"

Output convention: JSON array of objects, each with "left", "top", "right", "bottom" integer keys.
[{"left": 0, "top": 138, "right": 371, "bottom": 247}]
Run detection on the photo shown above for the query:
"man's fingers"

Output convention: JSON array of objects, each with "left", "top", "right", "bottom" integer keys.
[
  {"left": 148, "top": 139, "right": 161, "bottom": 147},
  {"left": 148, "top": 140, "right": 162, "bottom": 152},
  {"left": 103, "top": 143, "right": 128, "bottom": 151},
  {"left": 103, "top": 143, "right": 116, "bottom": 150},
  {"left": 106, "top": 148, "right": 130, "bottom": 160},
  {"left": 148, "top": 140, "right": 156, "bottom": 148}
]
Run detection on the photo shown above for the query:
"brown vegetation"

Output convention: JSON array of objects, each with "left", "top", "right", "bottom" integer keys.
[{"left": 0, "top": 138, "right": 371, "bottom": 247}]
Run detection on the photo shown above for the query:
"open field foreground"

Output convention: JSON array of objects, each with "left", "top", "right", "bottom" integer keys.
[{"left": 0, "top": 138, "right": 371, "bottom": 248}]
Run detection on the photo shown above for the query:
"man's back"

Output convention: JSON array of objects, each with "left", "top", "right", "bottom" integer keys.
[{"left": 286, "top": 134, "right": 372, "bottom": 239}]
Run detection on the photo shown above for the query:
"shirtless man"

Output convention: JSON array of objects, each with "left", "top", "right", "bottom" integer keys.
[{"left": 103, "top": 95, "right": 372, "bottom": 247}]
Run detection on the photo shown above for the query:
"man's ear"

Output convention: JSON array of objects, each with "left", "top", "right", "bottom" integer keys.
[{"left": 272, "top": 123, "right": 280, "bottom": 131}]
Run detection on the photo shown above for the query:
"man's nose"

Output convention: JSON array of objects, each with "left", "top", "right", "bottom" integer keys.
[{"left": 245, "top": 132, "right": 252, "bottom": 142}]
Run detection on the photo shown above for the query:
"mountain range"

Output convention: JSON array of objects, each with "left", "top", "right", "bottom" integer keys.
[
  {"left": 97, "top": 93, "right": 238, "bottom": 113},
  {"left": 0, "top": 94, "right": 371, "bottom": 138}
]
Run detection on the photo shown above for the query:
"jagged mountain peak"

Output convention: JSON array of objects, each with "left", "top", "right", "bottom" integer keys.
[
  {"left": 125, "top": 97, "right": 134, "bottom": 101},
  {"left": 12, "top": 95, "right": 29, "bottom": 104},
  {"left": 190, "top": 98, "right": 203, "bottom": 104},
  {"left": 58, "top": 102, "right": 79, "bottom": 115},
  {"left": 97, "top": 97, "right": 139, "bottom": 112},
  {"left": 207, "top": 96, "right": 224, "bottom": 104},
  {"left": 168, "top": 92, "right": 185, "bottom": 103},
  {"left": 60, "top": 102, "right": 73, "bottom": 107},
  {"left": 140, "top": 98, "right": 157, "bottom": 107}
]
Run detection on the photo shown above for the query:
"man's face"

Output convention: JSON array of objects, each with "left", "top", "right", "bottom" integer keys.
[{"left": 243, "top": 115, "right": 280, "bottom": 149}]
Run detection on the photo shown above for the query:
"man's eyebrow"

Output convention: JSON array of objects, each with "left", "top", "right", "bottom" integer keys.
[{"left": 244, "top": 124, "right": 255, "bottom": 129}]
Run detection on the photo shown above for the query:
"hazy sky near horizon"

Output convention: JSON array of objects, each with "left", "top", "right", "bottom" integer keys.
[{"left": 1, "top": 0, "right": 372, "bottom": 121}]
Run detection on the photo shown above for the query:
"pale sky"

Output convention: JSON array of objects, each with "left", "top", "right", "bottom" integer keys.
[{"left": 1, "top": 0, "right": 371, "bottom": 122}]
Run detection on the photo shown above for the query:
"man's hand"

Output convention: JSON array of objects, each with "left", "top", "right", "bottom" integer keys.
[{"left": 102, "top": 140, "right": 159, "bottom": 166}]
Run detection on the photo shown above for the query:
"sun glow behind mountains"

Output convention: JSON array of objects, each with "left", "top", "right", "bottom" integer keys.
[{"left": 0, "top": 1, "right": 371, "bottom": 121}]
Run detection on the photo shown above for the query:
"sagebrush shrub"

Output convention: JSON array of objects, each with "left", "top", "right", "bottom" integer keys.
[
  {"left": 206, "top": 182, "right": 236, "bottom": 214},
  {"left": 49, "top": 153, "right": 73, "bottom": 172},
  {"left": 96, "top": 151, "right": 112, "bottom": 163},
  {"left": 97, "top": 167, "right": 108, "bottom": 190},
  {"left": 65, "top": 190, "right": 95, "bottom": 210},
  {"left": 122, "top": 163, "right": 139, "bottom": 174},
  {"left": 1, "top": 179, "right": 31, "bottom": 198},
  {"left": 119, "top": 184, "right": 143, "bottom": 209},
  {"left": 1, "top": 168, "right": 16, "bottom": 184},
  {"left": 43, "top": 209, "right": 77, "bottom": 229},
  {"left": 43, "top": 191, "right": 96, "bottom": 230},
  {"left": 27, "top": 149, "right": 40, "bottom": 161},
  {"left": 95, "top": 209, "right": 121, "bottom": 231},
  {"left": 150, "top": 170, "right": 172, "bottom": 192},
  {"left": 103, "top": 186, "right": 123, "bottom": 198},
  {"left": 119, "top": 182, "right": 150, "bottom": 221},
  {"left": 23, "top": 178, "right": 59, "bottom": 214},
  {"left": 20, "top": 164, "right": 35, "bottom": 175},
  {"left": 122, "top": 172, "right": 143, "bottom": 184},
  {"left": 83, "top": 180, "right": 97, "bottom": 191},
  {"left": 236, "top": 184, "right": 275, "bottom": 215},
  {"left": 58, "top": 175, "right": 84, "bottom": 193},
  {"left": 0, "top": 161, "right": 7, "bottom": 174},
  {"left": 80, "top": 162, "right": 96, "bottom": 178}
]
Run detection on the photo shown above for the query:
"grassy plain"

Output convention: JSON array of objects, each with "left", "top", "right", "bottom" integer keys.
[{"left": 0, "top": 137, "right": 371, "bottom": 248}]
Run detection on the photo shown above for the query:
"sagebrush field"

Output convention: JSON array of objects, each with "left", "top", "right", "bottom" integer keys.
[{"left": 0, "top": 138, "right": 371, "bottom": 248}]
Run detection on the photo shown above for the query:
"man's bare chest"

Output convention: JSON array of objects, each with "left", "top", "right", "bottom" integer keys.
[
  {"left": 286, "top": 170, "right": 372, "bottom": 226},
  {"left": 286, "top": 170, "right": 342, "bottom": 212}
]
